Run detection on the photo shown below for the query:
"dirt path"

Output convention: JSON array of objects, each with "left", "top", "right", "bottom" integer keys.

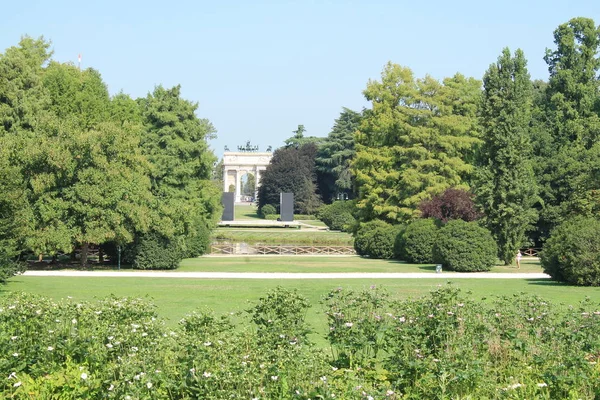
[{"left": 23, "top": 271, "right": 550, "bottom": 279}]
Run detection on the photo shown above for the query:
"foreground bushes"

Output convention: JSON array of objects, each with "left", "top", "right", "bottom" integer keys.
[
  {"left": 542, "top": 216, "right": 600, "bottom": 286},
  {"left": 2, "top": 287, "right": 600, "bottom": 399}
]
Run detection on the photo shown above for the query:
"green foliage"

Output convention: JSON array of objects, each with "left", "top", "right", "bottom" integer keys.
[
  {"left": 248, "top": 286, "right": 312, "bottom": 346},
  {"left": 475, "top": 48, "right": 539, "bottom": 265},
  {"left": 315, "top": 108, "right": 362, "bottom": 202},
  {"left": 399, "top": 218, "right": 438, "bottom": 263},
  {"left": 317, "top": 200, "right": 356, "bottom": 232},
  {"left": 323, "top": 286, "right": 390, "bottom": 368},
  {"left": 260, "top": 204, "right": 277, "bottom": 218},
  {"left": 353, "top": 63, "right": 481, "bottom": 223},
  {"left": 2, "top": 289, "right": 600, "bottom": 398},
  {"left": 131, "top": 232, "right": 183, "bottom": 270},
  {"left": 184, "top": 218, "right": 211, "bottom": 258},
  {"left": 433, "top": 220, "right": 497, "bottom": 272},
  {"left": 353, "top": 220, "right": 402, "bottom": 259},
  {"left": 541, "top": 216, "right": 600, "bottom": 286},
  {"left": 533, "top": 18, "right": 600, "bottom": 240},
  {"left": 139, "top": 85, "right": 220, "bottom": 241}
]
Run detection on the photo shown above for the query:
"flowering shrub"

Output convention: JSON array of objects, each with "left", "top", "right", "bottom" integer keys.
[{"left": 1, "top": 287, "right": 600, "bottom": 398}]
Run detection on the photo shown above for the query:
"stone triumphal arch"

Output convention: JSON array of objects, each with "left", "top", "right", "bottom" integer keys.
[{"left": 222, "top": 150, "right": 272, "bottom": 203}]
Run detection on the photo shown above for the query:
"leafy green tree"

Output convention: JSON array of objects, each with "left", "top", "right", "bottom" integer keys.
[
  {"left": 0, "top": 36, "right": 52, "bottom": 136},
  {"left": 138, "top": 85, "right": 220, "bottom": 253},
  {"left": 39, "top": 63, "right": 154, "bottom": 264},
  {"left": 475, "top": 48, "right": 539, "bottom": 265},
  {"left": 315, "top": 108, "right": 361, "bottom": 202},
  {"left": 534, "top": 18, "right": 600, "bottom": 237},
  {"left": 353, "top": 63, "right": 481, "bottom": 223}
]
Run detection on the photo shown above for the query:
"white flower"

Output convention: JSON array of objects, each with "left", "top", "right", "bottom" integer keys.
[
  {"left": 146, "top": 382, "right": 152, "bottom": 389},
  {"left": 279, "top": 334, "right": 285, "bottom": 338},
  {"left": 271, "top": 375, "right": 278, "bottom": 381},
  {"left": 320, "top": 376, "right": 327, "bottom": 382},
  {"left": 106, "top": 343, "right": 113, "bottom": 348},
  {"left": 95, "top": 311, "right": 102, "bottom": 315},
  {"left": 11, "top": 336, "right": 17, "bottom": 340},
  {"left": 80, "top": 373, "right": 88, "bottom": 380},
  {"left": 386, "top": 390, "right": 394, "bottom": 396},
  {"left": 203, "top": 371, "right": 211, "bottom": 378},
  {"left": 537, "top": 382, "right": 548, "bottom": 387},
  {"left": 203, "top": 341, "right": 211, "bottom": 346},
  {"left": 47, "top": 346, "right": 54, "bottom": 351},
  {"left": 345, "top": 322, "right": 353, "bottom": 327},
  {"left": 12, "top": 353, "right": 18, "bottom": 357},
  {"left": 399, "top": 316, "right": 406, "bottom": 322},
  {"left": 72, "top": 319, "right": 77, "bottom": 324},
  {"left": 131, "top": 346, "right": 138, "bottom": 352},
  {"left": 368, "top": 396, "right": 374, "bottom": 400},
  {"left": 8, "top": 372, "right": 17, "bottom": 379},
  {"left": 108, "top": 384, "right": 114, "bottom": 391},
  {"left": 14, "top": 381, "right": 22, "bottom": 387}
]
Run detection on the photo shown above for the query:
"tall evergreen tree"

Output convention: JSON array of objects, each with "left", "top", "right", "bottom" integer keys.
[
  {"left": 534, "top": 18, "right": 600, "bottom": 237},
  {"left": 315, "top": 108, "right": 361, "bottom": 202},
  {"left": 475, "top": 48, "right": 539, "bottom": 265},
  {"left": 138, "top": 85, "right": 220, "bottom": 246}
]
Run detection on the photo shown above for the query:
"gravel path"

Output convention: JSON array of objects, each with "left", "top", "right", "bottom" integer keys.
[{"left": 23, "top": 271, "right": 550, "bottom": 279}]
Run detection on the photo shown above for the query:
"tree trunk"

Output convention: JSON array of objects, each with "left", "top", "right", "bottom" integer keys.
[
  {"left": 81, "top": 243, "right": 89, "bottom": 267},
  {"left": 99, "top": 248, "right": 104, "bottom": 264}
]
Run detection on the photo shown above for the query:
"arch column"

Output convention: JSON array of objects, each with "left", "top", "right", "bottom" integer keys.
[
  {"left": 222, "top": 168, "right": 228, "bottom": 193},
  {"left": 234, "top": 169, "right": 241, "bottom": 203}
]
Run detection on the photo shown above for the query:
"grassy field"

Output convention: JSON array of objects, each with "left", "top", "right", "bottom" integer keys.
[
  {"left": 234, "top": 204, "right": 261, "bottom": 220},
  {"left": 179, "top": 255, "right": 543, "bottom": 273},
  {"left": 4, "top": 270, "right": 600, "bottom": 336}
]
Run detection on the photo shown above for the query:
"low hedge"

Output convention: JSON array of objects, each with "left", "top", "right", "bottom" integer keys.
[{"left": 264, "top": 214, "right": 316, "bottom": 220}]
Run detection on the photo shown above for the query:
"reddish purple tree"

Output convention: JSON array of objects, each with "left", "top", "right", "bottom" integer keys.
[{"left": 418, "top": 188, "right": 482, "bottom": 223}]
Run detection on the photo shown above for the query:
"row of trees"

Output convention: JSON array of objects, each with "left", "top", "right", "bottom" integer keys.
[
  {"left": 0, "top": 37, "right": 221, "bottom": 275},
  {"left": 258, "top": 17, "right": 600, "bottom": 267}
]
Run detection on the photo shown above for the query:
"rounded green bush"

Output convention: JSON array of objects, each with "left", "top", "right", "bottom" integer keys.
[
  {"left": 541, "top": 216, "right": 600, "bottom": 286},
  {"left": 185, "top": 221, "right": 211, "bottom": 257},
  {"left": 132, "top": 232, "right": 183, "bottom": 270},
  {"left": 317, "top": 200, "right": 356, "bottom": 231},
  {"left": 354, "top": 220, "right": 403, "bottom": 259},
  {"left": 433, "top": 220, "right": 497, "bottom": 272},
  {"left": 399, "top": 219, "right": 439, "bottom": 263},
  {"left": 260, "top": 204, "right": 277, "bottom": 218}
]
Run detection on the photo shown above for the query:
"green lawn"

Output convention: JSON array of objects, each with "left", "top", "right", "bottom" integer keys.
[
  {"left": 178, "top": 255, "right": 543, "bottom": 273},
  {"left": 4, "top": 275, "right": 600, "bottom": 337},
  {"left": 234, "top": 204, "right": 261, "bottom": 220}
]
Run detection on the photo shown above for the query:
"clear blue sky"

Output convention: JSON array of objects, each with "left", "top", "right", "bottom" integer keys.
[{"left": 2, "top": 0, "right": 599, "bottom": 158}]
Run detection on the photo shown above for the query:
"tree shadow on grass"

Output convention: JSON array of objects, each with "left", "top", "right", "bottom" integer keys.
[{"left": 525, "top": 279, "right": 566, "bottom": 286}]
